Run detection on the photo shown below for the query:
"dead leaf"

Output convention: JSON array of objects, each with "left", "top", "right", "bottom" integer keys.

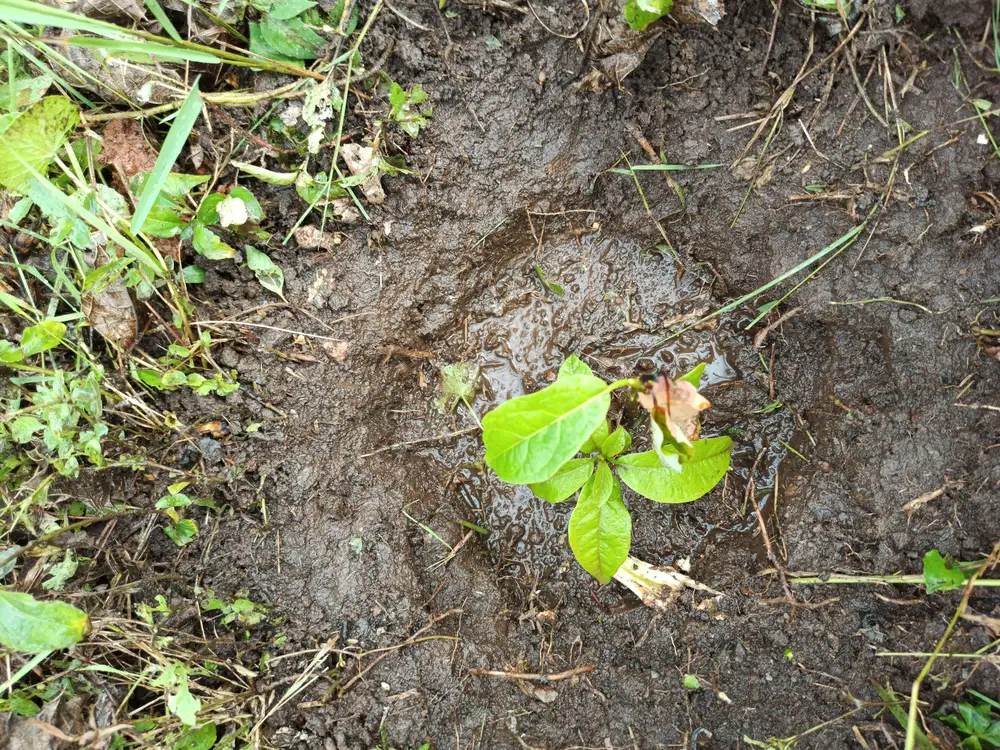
[
  {"left": 340, "top": 143, "right": 386, "bottom": 204},
  {"left": 518, "top": 682, "right": 558, "bottom": 704},
  {"left": 673, "top": 0, "right": 724, "bottom": 25},
  {"left": 97, "top": 119, "right": 158, "bottom": 184},
  {"left": 323, "top": 340, "right": 349, "bottom": 362},
  {"left": 63, "top": 31, "right": 183, "bottom": 104},
  {"left": 638, "top": 374, "right": 711, "bottom": 446},
  {"left": 81, "top": 245, "right": 141, "bottom": 351},
  {"left": 294, "top": 225, "right": 342, "bottom": 251},
  {"left": 61, "top": 0, "right": 145, "bottom": 22},
  {"left": 586, "top": 28, "right": 663, "bottom": 89},
  {"left": 195, "top": 420, "right": 229, "bottom": 438},
  {"left": 0, "top": 695, "right": 87, "bottom": 750}
]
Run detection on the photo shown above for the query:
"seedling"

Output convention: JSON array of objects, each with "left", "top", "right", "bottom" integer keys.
[
  {"left": 934, "top": 698, "right": 1000, "bottom": 749},
  {"left": 482, "top": 355, "right": 732, "bottom": 588},
  {"left": 624, "top": 0, "right": 672, "bottom": 31}
]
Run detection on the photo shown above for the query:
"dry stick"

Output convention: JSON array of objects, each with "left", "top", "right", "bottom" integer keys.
[
  {"left": 337, "top": 609, "right": 462, "bottom": 697},
  {"left": 753, "top": 306, "right": 802, "bottom": 349},
  {"left": 955, "top": 403, "right": 1000, "bottom": 413},
  {"left": 745, "top": 449, "right": 794, "bottom": 602},
  {"left": 904, "top": 543, "right": 1000, "bottom": 750},
  {"left": 760, "top": 0, "right": 784, "bottom": 75},
  {"left": 358, "top": 427, "right": 480, "bottom": 458},
  {"left": 469, "top": 665, "right": 595, "bottom": 682}
]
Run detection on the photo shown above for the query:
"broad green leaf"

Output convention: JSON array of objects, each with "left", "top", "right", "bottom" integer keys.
[
  {"left": 269, "top": 0, "right": 316, "bottom": 19},
  {"left": 20, "top": 319, "right": 66, "bottom": 355},
  {"left": 196, "top": 193, "right": 225, "bottom": 224},
  {"left": 183, "top": 266, "right": 206, "bottom": 284},
  {"left": 230, "top": 186, "right": 263, "bottom": 220},
  {"left": 617, "top": 436, "right": 732, "bottom": 503},
  {"left": 482, "top": 373, "right": 611, "bottom": 484},
  {"left": 601, "top": 425, "right": 631, "bottom": 458},
  {"left": 192, "top": 225, "right": 235, "bottom": 260},
  {"left": 131, "top": 80, "right": 203, "bottom": 236},
  {"left": 529, "top": 458, "right": 594, "bottom": 503},
  {"left": 231, "top": 161, "right": 297, "bottom": 185},
  {"left": 558, "top": 354, "right": 592, "bottom": 378},
  {"left": 245, "top": 245, "right": 284, "bottom": 296},
  {"left": 140, "top": 206, "right": 185, "bottom": 237},
  {"left": 173, "top": 723, "right": 217, "bottom": 750},
  {"left": 683, "top": 673, "right": 702, "bottom": 690},
  {"left": 10, "top": 416, "right": 44, "bottom": 443},
  {"left": 922, "top": 549, "right": 970, "bottom": 593},
  {"left": 164, "top": 518, "right": 198, "bottom": 546},
  {"left": 258, "top": 17, "right": 324, "bottom": 59},
  {"left": 168, "top": 676, "right": 200, "bottom": 725},
  {"left": 568, "top": 463, "right": 631, "bottom": 583},
  {"left": 131, "top": 172, "right": 210, "bottom": 203},
  {"left": 64, "top": 37, "right": 221, "bottom": 64},
  {"left": 0, "top": 590, "right": 88, "bottom": 652},
  {"left": 677, "top": 362, "right": 706, "bottom": 388},
  {"left": 0, "top": 340, "right": 23, "bottom": 364},
  {"left": 624, "top": 0, "right": 671, "bottom": 30},
  {"left": 248, "top": 21, "right": 304, "bottom": 65},
  {"left": 0, "top": 96, "right": 79, "bottom": 193}
]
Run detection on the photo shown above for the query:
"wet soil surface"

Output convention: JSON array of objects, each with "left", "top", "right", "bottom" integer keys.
[{"left": 125, "top": 1, "right": 1000, "bottom": 747}]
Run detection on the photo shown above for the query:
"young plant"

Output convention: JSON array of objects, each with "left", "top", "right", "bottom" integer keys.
[{"left": 481, "top": 355, "right": 732, "bottom": 589}]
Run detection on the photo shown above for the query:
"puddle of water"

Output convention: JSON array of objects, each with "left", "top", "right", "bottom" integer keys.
[{"left": 440, "top": 223, "right": 792, "bottom": 577}]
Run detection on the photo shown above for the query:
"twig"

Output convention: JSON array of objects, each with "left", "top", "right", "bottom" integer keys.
[
  {"left": 761, "top": 0, "right": 784, "bottom": 75},
  {"left": 338, "top": 609, "right": 462, "bottom": 697},
  {"left": 955, "top": 403, "right": 1000, "bottom": 413},
  {"left": 469, "top": 665, "right": 595, "bottom": 681},
  {"left": 753, "top": 307, "right": 802, "bottom": 348},
  {"left": 358, "top": 427, "right": 480, "bottom": 458},
  {"left": 192, "top": 320, "right": 345, "bottom": 343}
]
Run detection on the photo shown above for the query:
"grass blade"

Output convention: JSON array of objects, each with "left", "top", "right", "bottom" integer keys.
[
  {"left": 0, "top": 0, "right": 131, "bottom": 37},
  {"left": 63, "top": 37, "right": 220, "bottom": 63},
  {"left": 142, "top": 0, "right": 181, "bottom": 42},
  {"left": 130, "top": 79, "right": 202, "bottom": 236}
]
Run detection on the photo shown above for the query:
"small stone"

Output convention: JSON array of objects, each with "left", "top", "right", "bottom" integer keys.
[{"left": 197, "top": 437, "right": 223, "bottom": 465}]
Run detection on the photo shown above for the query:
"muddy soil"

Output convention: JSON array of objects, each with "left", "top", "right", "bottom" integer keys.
[{"left": 126, "top": 1, "right": 1000, "bottom": 747}]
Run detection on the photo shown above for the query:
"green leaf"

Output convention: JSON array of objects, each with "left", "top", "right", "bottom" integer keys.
[
  {"left": 140, "top": 205, "right": 185, "bottom": 237},
  {"left": 143, "top": 0, "right": 182, "bottom": 41},
  {"left": 64, "top": 37, "right": 220, "bottom": 63},
  {"left": 231, "top": 161, "right": 298, "bottom": 185},
  {"left": 558, "top": 354, "right": 592, "bottom": 378},
  {"left": 10, "top": 416, "right": 44, "bottom": 443},
  {"left": 0, "top": 0, "right": 135, "bottom": 36},
  {"left": 582, "top": 419, "right": 610, "bottom": 454},
  {"left": 677, "top": 362, "right": 706, "bottom": 388},
  {"left": 0, "top": 340, "right": 24, "bottom": 364},
  {"left": 192, "top": 225, "right": 236, "bottom": 260},
  {"left": 0, "top": 96, "right": 79, "bottom": 193},
  {"left": 20, "top": 319, "right": 66, "bottom": 355},
  {"left": 131, "top": 80, "right": 203, "bottom": 236},
  {"left": 248, "top": 21, "right": 304, "bottom": 65},
  {"left": 533, "top": 262, "right": 564, "bottom": 296},
  {"left": 230, "top": 186, "right": 263, "bottom": 221},
  {"left": 183, "top": 266, "right": 206, "bottom": 284},
  {"left": 173, "top": 722, "right": 216, "bottom": 750},
  {"left": 683, "top": 673, "right": 702, "bottom": 690},
  {"left": 165, "top": 518, "right": 198, "bottom": 546},
  {"left": 624, "top": 0, "right": 671, "bottom": 30},
  {"left": 42, "top": 550, "right": 77, "bottom": 591},
  {"left": 528, "top": 458, "right": 594, "bottom": 503},
  {"left": 259, "top": 17, "right": 325, "bottom": 59},
  {"left": 617, "top": 436, "right": 732, "bottom": 503},
  {"left": 268, "top": 0, "right": 316, "bottom": 19},
  {"left": 0, "top": 590, "right": 88, "bottom": 652},
  {"left": 568, "top": 462, "right": 631, "bottom": 583},
  {"left": 601, "top": 425, "right": 631, "bottom": 458},
  {"left": 922, "top": 550, "right": 970, "bottom": 593},
  {"left": 168, "top": 675, "right": 201, "bottom": 725},
  {"left": 245, "top": 245, "right": 284, "bottom": 296},
  {"left": 196, "top": 193, "right": 225, "bottom": 224},
  {"left": 388, "top": 82, "right": 431, "bottom": 137},
  {"left": 482, "top": 373, "right": 611, "bottom": 484}
]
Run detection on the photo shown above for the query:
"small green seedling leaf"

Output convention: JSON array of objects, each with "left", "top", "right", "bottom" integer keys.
[
  {"left": 173, "top": 723, "right": 217, "bottom": 750},
  {"left": 0, "top": 96, "right": 79, "bottom": 193},
  {"left": 533, "top": 262, "right": 564, "bottom": 296},
  {"left": 20, "top": 319, "right": 66, "bottom": 355},
  {"left": 165, "top": 519, "right": 199, "bottom": 546},
  {"left": 438, "top": 361, "right": 478, "bottom": 412},
  {"left": 617, "top": 436, "right": 732, "bottom": 503},
  {"left": 528, "top": 458, "right": 594, "bottom": 503},
  {"left": 131, "top": 80, "right": 203, "bottom": 236},
  {"left": 683, "top": 674, "right": 702, "bottom": 690},
  {"left": 922, "top": 549, "right": 971, "bottom": 593},
  {"left": 676, "top": 362, "right": 706, "bottom": 387},
  {"left": 0, "top": 591, "right": 88, "bottom": 652},
  {"left": 558, "top": 354, "right": 592, "bottom": 378},
  {"left": 192, "top": 225, "right": 236, "bottom": 260},
  {"left": 245, "top": 245, "right": 284, "bottom": 296},
  {"left": 568, "top": 462, "right": 631, "bottom": 583},
  {"left": 624, "top": 0, "right": 672, "bottom": 31},
  {"left": 482, "top": 374, "right": 611, "bottom": 484},
  {"left": 389, "top": 82, "right": 431, "bottom": 138},
  {"left": 601, "top": 425, "right": 631, "bottom": 458}
]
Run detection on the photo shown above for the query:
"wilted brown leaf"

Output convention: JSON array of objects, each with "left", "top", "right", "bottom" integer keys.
[
  {"left": 340, "top": 144, "right": 386, "bottom": 205},
  {"left": 673, "top": 0, "right": 724, "bottom": 25},
  {"left": 81, "top": 246, "right": 141, "bottom": 351},
  {"left": 53, "top": 0, "right": 145, "bottom": 22},
  {"left": 97, "top": 119, "right": 158, "bottom": 184}
]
